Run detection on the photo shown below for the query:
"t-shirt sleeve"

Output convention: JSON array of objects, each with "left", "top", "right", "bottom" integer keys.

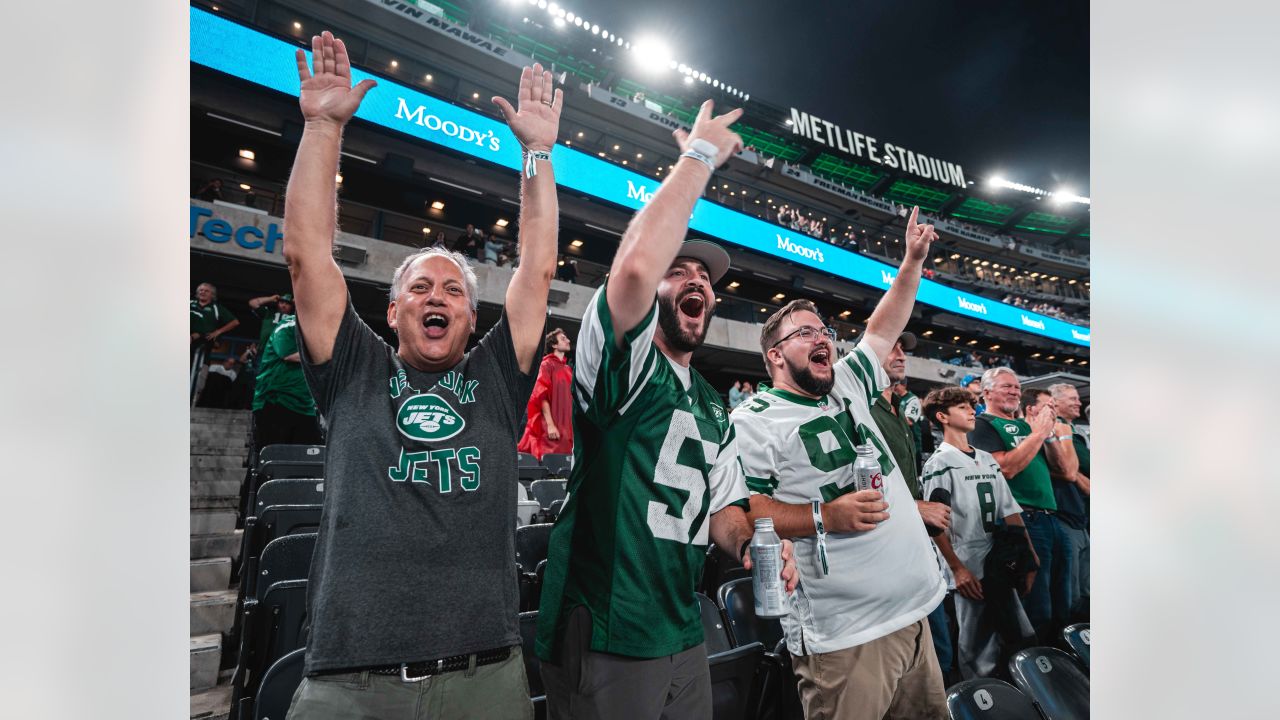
[
  {"left": 298, "top": 299, "right": 388, "bottom": 417},
  {"left": 731, "top": 411, "right": 779, "bottom": 497},
  {"left": 708, "top": 423, "right": 750, "bottom": 514},
  {"left": 833, "top": 340, "right": 888, "bottom": 410},
  {"left": 573, "top": 282, "right": 660, "bottom": 423},
  {"left": 902, "top": 396, "right": 922, "bottom": 423},
  {"left": 968, "top": 418, "right": 1006, "bottom": 454},
  {"left": 468, "top": 311, "right": 538, "bottom": 437},
  {"left": 920, "top": 454, "right": 956, "bottom": 500}
]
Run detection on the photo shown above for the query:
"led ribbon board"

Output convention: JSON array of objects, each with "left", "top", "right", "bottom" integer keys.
[{"left": 191, "top": 8, "right": 1090, "bottom": 348}]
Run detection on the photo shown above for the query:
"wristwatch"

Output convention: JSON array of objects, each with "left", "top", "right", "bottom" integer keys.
[{"left": 680, "top": 138, "right": 719, "bottom": 173}]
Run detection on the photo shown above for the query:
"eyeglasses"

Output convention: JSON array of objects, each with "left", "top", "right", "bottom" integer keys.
[{"left": 771, "top": 325, "right": 837, "bottom": 348}]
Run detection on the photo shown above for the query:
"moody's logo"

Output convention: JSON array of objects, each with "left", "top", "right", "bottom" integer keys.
[
  {"left": 958, "top": 297, "right": 988, "bottom": 315},
  {"left": 1071, "top": 329, "right": 1091, "bottom": 342},
  {"left": 776, "top": 234, "right": 825, "bottom": 263},
  {"left": 397, "top": 393, "right": 466, "bottom": 441},
  {"left": 880, "top": 269, "right": 896, "bottom": 285},
  {"left": 626, "top": 180, "right": 655, "bottom": 203},
  {"left": 1021, "top": 314, "right": 1046, "bottom": 330},
  {"left": 395, "top": 99, "right": 501, "bottom": 151}
]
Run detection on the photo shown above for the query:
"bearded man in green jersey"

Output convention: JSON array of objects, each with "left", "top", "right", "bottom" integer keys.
[{"left": 536, "top": 100, "right": 798, "bottom": 720}]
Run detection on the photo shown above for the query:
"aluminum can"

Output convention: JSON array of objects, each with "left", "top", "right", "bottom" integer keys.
[
  {"left": 853, "top": 443, "right": 886, "bottom": 499},
  {"left": 750, "top": 518, "right": 787, "bottom": 618}
]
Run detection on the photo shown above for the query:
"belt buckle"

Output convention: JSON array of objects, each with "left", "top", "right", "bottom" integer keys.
[{"left": 399, "top": 659, "right": 442, "bottom": 683}]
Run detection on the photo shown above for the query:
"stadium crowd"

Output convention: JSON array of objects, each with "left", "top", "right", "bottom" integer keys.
[{"left": 195, "top": 33, "right": 1089, "bottom": 720}]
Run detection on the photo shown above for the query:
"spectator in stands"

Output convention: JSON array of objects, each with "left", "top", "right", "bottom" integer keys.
[
  {"left": 922, "top": 387, "right": 1037, "bottom": 680},
  {"left": 250, "top": 315, "right": 321, "bottom": 448},
  {"left": 555, "top": 256, "right": 577, "bottom": 283},
  {"left": 483, "top": 230, "right": 504, "bottom": 264},
  {"left": 246, "top": 291, "right": 296, "bottom": 361},
  {"left": 871, "top": 336, "right": 953, "bottom": 682},
  {"left": 196, "top": 177, "right": 223, "bottom": 202},
  {"left": 961, "top": 375, "right": 984, "bottom": 416},
  {"left": 190, "top": 282, "right": 239, "bottom": 356},
  {"left": 1048, "top": 383, "right": 1090, "bottom": 618},
  {"left": 197, "top": 356, "right": 241, "bottom": 409},
  {"left": 537, "top": 99, "right": 797, "bottom": 719},
  {"left": 243, "top": 187, "right": 258, "bottom": 209},
  {"left": 736, "top": 207, "right": 949, "bottom": 720},
  {"left": 728, "top": 379, "right": 747, "bottom": 408},
  {"left": 968, "top": 369, "right": 1062, "bottom": 644},
  {"left": 281, "top": 38, "right": 561, "bottom": 717},
  {"left": 517, "top": 328, "right": 574, "bottom": 460},
  {"left": 455, "top": 223, "right": 481, "bottom": 259}
]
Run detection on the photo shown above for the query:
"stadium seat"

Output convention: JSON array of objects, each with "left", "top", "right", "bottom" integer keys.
[
  {"left": 708, "top": 642, "right": 765, "bottom": 720},
  {"left": 700, "top": 545, "right": 750, "bottom": 598},
  {"left": 517, "top": 482, "right": 529, "bottom": 502},
  {"left": 697, "top": 592, "right": 734, "bottom": 655},
  {"left": 233, "top": 579, "right": 308, "bottom": 717},
  {"left": 945, "top": 677, "right": 1043, "bottom": 720},
  {"left": 518, "top": 452, "right": 540, "bottom": 468},
  {"left": 240, "top": 505, "right": 321, "bottom": 601},
  {"left": 253, "top": 646, "right": 306, "bottom": 720},
  {"left": 257, "top": 459, "right": 325, "bottom": 481},
  {"left": 516, "top": 500, "right": 541, "bottom": 527},
  {"left": 254, "top": 478, "right": 324, "bottom": 515},
  {"left": 258, "top": 444, "right": 325, "bottom": 466},
  {"left": 518, "top": 611, "right": 547, "bottom": 720},
  {"left": 542, "top": 453, "right": 573, "bottom": 477},
  {"left": 768, "top": 640, "right": 805, "bottom": 720},
  {"left": 1062, "top": 623, "right": 1090, "bottom": 669},
  {"left": 530, "top": 479, "right": 567, "bottom": 510},
  {"left": 717, "top": 577, "right": 784, "bottom": 649},
  {"left": 520, "top": 464, "right": 551, "bottom": 482},
  {"left": 515, "top": 523, "right": 555, "bottom": 574},
  {"left": 547, "top": 498, "right": 564, "bottom": 519},
  {"left": 1008, "top": 647, "right": 1090, "bottom": 720},
  {"left": 254, "top": 533, "right": 316, "bottom": 601}
]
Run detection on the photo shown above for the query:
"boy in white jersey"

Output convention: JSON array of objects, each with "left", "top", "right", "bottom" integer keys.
[
  {"left": 920, "top": 386, "right": 1038, "bottom": 679},
  {"left": 734, "top": 208, "right": 950, "bottom": 720}
]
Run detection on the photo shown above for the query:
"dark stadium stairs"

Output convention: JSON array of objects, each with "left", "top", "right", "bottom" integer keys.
[{"left": 190, "top": 407, "right": 249, "bottom": 720}]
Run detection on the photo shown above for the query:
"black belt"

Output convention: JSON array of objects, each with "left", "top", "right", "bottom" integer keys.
[
  {"left": 364, "top": 646, "right": 514, "bottom": 682},
  {"left": 1023, "top": 507, "right": 1056, "bottom": 515}
]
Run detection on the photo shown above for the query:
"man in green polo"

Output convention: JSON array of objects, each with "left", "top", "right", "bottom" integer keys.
[
  {"left": 967, "top": 367, "right": 1060, "bottom": 642},
  {"left": 190, "top": 282, "right": 239, "bottom": 349},
  {"left": 247, "top": 291, "right": 296, "bottom": 355}
]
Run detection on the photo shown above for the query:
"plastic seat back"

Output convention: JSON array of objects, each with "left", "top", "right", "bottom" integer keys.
[
  {"left": 258, "top": 444, "right": 325, "bottom": 465},
  {"left": 708, "top": 642, "right": 765, "bottom": 720},
  {"left": 255, "top": 478, "right": 324, "bottom": 515},
  {"left": 529, "top": 479, "right": 567, "bottom": 509},
  {"left": 515, "top": 523, "right": 555, "bottom": 573},
  {"left": 255, "top": 533, "right": 317, "bottom": 601},
  {"left": 698, "top": 592, "right": 734, "bottom": 655},
  {"left": 1062, "top": 623, "right": 1090, "bottom": 669},
  {"left": 542, "top": 453, "right": 573, "bottom": 477},
  {"left": 253, "top": 647, "right": 306, "bottom": 720},
  {"left": 717, "top": 577, "right": 783, "bottom": 649},
  {"left": 946, "top": 677, "right": 1044, "bottom": 720},
  {"left": 1008, "top": 647, "right": 1090, "bottom": 720}
]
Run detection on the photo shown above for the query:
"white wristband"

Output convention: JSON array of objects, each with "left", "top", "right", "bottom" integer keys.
[
  {"left": 523, "top": 149, "right": 551, "bottom": 178},
  {"left": 680, "top": 138, "right": 719, "bottom": 173}
]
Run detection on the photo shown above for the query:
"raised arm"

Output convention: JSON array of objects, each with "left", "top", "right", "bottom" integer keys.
[
  {"left": 863, "top": 206, "right": 938, "bottom": 359},
  {"left": 282, "top": 31, "right": 376, "bottom": 363},
  {"left": 248, "top": 294, "right": 280, "bottom": 310},
  {"left": 605, "top": 100, "right": 743, "bottom": 341},
  {"left": 492, "top": 64, "right": 562, "bottom": 373}
]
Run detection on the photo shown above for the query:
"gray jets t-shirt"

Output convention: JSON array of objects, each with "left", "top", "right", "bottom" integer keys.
[{"left": 298, "top": 300, "right": 534, "bottom": 674}]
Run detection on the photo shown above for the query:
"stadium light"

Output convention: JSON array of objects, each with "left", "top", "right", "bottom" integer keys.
[
  {"left": 554, "top": 17, "right": 565, "bottom": 27},
  {"left": 574, "top": 17, "right": 583, "bottom": 26},
  {"left": 430, "top": 201, "right": 445, "bottom": 210},
  {"left": 591, "top": 24, "right": 599, "bottom": 34},
  {"left": 727, "top": 281, "right": 740, "bottom": 289},
  {"left": 292, "top": 21, "right": 301, "bottom": 30},
  {"left": 631, "top": 37, "right": 675, "bottom": 74},
  {"left": 537, "top": 0, "right": 547, "bottom": 8},
  {"left": 496, "top": 219, "right": 510, "bottom": 227},
  {"left": 425, "top": 74, "right": 433, "bottom": 81},
  {"left": 422, "top": 227, "right": 431, "bottom": 234},
  {"left": 684, "top": 76, "right": 693, "bottom": 85},
  {"left": 570, "top": 239, "right": 584, "bottom": 247},
  {"left": 566, "top": 11, "right": 575, "bottom": 21},
  {"left": 773, "top": 293, "right": 786, "bottom": 300},
  {"left": 239, "top": 183, "right": 251, "bottom": 191},
  {"left": 238, "top": 148, "right": 255, "bottom": 160}
]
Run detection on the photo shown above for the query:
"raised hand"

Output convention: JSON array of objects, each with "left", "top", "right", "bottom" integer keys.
[
  {"left": 294, "top": 31, "right": 377, "bottom": 127},
  {"left": 903, "top": 206, "right": 939, "bottom": 263},
  {"left": 491, "top": 63, "right": 562, "bottom": 153},
  {"left": 672, "top": 100, "right": 744, "bottom": 168}
]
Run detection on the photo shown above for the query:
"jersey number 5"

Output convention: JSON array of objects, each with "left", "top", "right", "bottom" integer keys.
[{"left": 647, "top": 408, "right": 713, "bottom": 545}]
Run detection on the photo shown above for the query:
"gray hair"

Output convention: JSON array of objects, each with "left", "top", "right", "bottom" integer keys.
[
  {"left": 197, "top": 282, "right": 217, "bottom": 299},
  {"left": 1047, "top": 382, "right": 1078, "bottom": 399},
  {"left": 979, "top": 367, "right": 1019, "bottom": 393},
  {"left": 389, "top": 247, "right": 479, "bottom": 315}
]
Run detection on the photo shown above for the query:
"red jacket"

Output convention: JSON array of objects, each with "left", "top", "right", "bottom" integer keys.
[{"left": 517, "top": 352, "right": 574, "bottom": 460}]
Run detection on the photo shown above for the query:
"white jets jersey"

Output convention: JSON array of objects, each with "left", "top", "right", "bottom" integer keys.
[
  {"left": 920, "top": 442, "right": 1022, "bottom": 581},
  {"left": 732, "top": 341, "right": 947, "bottom": 655}
]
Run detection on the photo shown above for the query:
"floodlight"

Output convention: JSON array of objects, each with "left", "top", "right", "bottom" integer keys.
[{"left": 631, "top": 37, "right": 675, "bottom": 74}]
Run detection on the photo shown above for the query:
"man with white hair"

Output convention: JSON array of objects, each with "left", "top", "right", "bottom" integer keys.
[
  {"left": 280, "top": 31, "right": 561, "bottom": 718},
  {"left": 967, "top": 367, "right": 1059, "bottom": 642}
]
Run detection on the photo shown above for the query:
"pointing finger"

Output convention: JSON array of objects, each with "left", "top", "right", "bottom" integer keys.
[
  {"left": 908, "top": 205, "right": 919, "bottom": 231},
  {"left": 718, "top": 107, "right": 744, "bottom": 126}
]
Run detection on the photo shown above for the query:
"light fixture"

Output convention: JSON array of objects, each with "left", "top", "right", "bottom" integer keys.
[
  {"left": 570, "top": 239, "right": 584, "bottom": 247},
  {"left": 472, "top": 92, "right": 480, "bottom": 99},
  {"left": 636, "top": 153, "right": 643, "bottom": 159},
  {"left": 727, "top": 281, "right": 740, "bottom": 289},
  {"left": 292, "top": 21, "right": 302, "bottom": 30},
  {"left": 430, "top": 200, "right": 445, "bottom": 210},
  {"left": 990, "top": 344, "right": 1001, "bottom": 350},
  {"left": 684, "top": 77, "right": 693, "bottom": 85},
  {"left": 598, "top": 151, "right": 606, "bottom": 157},
  {"left": 613, "top": 144, "right": 620, "bottom": 151},
  {"left": 390, "top": 60, "right": 399, "bottom": 68},
  {"left": 839, "top": 310, "right": 852, "bottom": 318},
  {"left": 425, "top": 73, "right": 433, "bottom": 81},
  {"left": 591, "top": 24, "right": 599, "bottom": 34},
  {"left": 967, "top": 340, "right": 978, "bottom": 345},
  {"left": 1068, "top": 279, "right": 1078, "bottom": 285},
  {"left": 953, "top": 336, "right": 960, "bottom": 341},
  {"left": 1046, "top": 355, "right": 1056, "bottom": 361},
  {"left": 565, "top": 140, "right": 571, "bottom": 146},
  {"left": 760, "top": 308, "right": 767, "bottom": 313},
  {"left": 1079, "top": 360, "right": 1088, "bottom": 366},
  {"left": 922, "top": 330, "right": 933, "bottom": 336},
  {"left": 772, "top": 293, "right": 786, "bottom": 300},
  {"left": 239, "top": 183, "right": 251, "bottom": 191},
  {"left": 622, "top": 160, "right": 628, "bottom": 165},
  {"left": 334, "top": 173, "right": 343, "bottom": 184},
  {"left": 980, "top": 260, "right": 990, "bottom": 266},
  {"left": 238, "top": 148, "right": 255, "bottom": 160},
  {"left": 1031, "top": 352, "right": 1041, "bottom": 358},
  {"left": 422, "top": 227, "right": 431, "bottom": 234},
  {"left": 554, "top": 17, "right": 565, "bottom": 27}
]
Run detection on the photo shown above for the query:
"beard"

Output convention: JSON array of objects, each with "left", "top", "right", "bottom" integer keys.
[
  {"left": 788, "top": 356, "right": 835, "bottom": 397},
  {"left": 657, "top": 291, "right": 714, "bottom": 354}
]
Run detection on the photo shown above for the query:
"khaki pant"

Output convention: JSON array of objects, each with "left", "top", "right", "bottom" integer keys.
[
  {"left": 285, "top": 647, "right": 533, "bottom": 720},
  {"left": 790, "top": 619, "right": 947, "bottom": 720}
]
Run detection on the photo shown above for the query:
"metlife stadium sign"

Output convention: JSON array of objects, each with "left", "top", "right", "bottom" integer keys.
[
  {"left": 788, "top": 108, "right": 968, "bottom": 189},
  {"left": 190, "top": 8, "right": 1087, "bottom": 348}
]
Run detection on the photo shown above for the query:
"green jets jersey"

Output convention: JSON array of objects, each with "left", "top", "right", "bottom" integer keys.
[
  {"left": 536, "top": 284, "right": 749, "bottom": 660},
  {"left": 972, "top": 414, "right": 1056, "bottom": 511},
  {"left": 251, "top": 316, "right": 316, "bottom": 416}
]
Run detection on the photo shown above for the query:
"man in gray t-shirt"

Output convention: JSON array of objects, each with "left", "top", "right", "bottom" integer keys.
[{"left": 281, "top": 31, "right": 564, "bottom": 719}]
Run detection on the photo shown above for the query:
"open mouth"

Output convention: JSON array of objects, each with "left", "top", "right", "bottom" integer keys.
[
  {"left": 678, "top": 292, "right": 706, "bottom": 320},
  {"left": 422, "top": 312, "right": 450, "bottom": 339},
  {"left": 809, "top": 347, "right": 831, "bottom": 369}
]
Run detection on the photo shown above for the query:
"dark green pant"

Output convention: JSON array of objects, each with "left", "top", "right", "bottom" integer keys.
[{"left": 285, "top": 647, "right": 533, "bottom": 720}]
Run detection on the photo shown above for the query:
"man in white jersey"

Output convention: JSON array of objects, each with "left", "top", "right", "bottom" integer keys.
[
  {"left": 733, "top": 207, "right": 949, "bottom": 720},
  {"left": 920, "top": 386, "right": 1037, "bottom": 679}
]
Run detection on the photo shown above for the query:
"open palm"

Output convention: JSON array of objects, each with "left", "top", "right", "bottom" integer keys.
[
  {"left": 491, "top": 63, "right": 561, "bottom": 152},
  {"left": 295, "top": 31, "right": 376, "bottom": 126}
]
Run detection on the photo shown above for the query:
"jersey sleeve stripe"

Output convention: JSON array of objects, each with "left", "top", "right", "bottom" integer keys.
[
  {"left": 616, "top": 345, "right": 659, "bottom": 416},
  {"left": 745, "top": 475, "right": 778, "bottom": 495}
]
